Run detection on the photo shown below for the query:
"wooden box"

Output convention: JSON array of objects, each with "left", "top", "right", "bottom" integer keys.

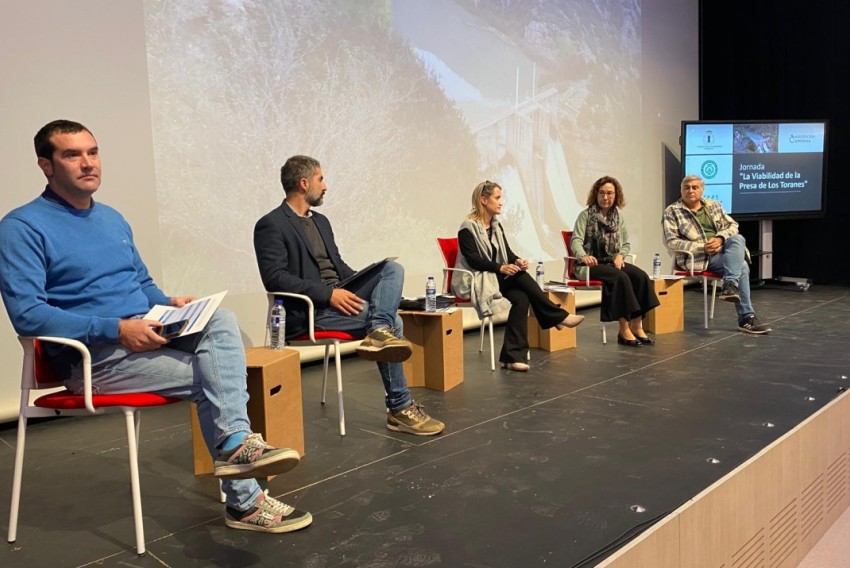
[
  {"left": 399, "top": 309, "right": 464, "bottom": 391},
  {"left": 528, "top": 289, "right": 577, "bottom": 351},
  {"left": 191, "top": 347, "right": 304, "bottom": 475},
  {"left": 644, "top": 278, "right": 684, "bottom": 334}
]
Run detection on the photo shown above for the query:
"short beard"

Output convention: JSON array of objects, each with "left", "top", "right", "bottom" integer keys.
[{"left": 306, "top": 193, "right": 324, "bottom": 207}]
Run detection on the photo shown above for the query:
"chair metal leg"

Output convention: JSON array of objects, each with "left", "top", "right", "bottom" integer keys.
[
  {"left": 321, "top": 344, "right": 331, "bottom": 405},
  {"left": 479, "top": 319, "right": 485, "bottom": 352},
  {"left": 601, "top": 322, "right": 608, "bottom": 344},
  {"left": 487, "top": 317, "right": 495, "bottom": 371},
  {"left": 702, "top": 277, "right": 710, "bottom": 329},
  {"left": 134, "top": 407, "right": 142, "bottom": 447},
  {"left": 333, "top": 340, "right": 345, "bottom": 436},
  {"left": 219, "top": 479, "right": 226, "bottom": 503},
  {"left": 124, "top": 409, "right": 146, "bottom": 555},
  {"left": 7, "top": 412, "right": 27, "bottom": 544},
  {"left": 708, "top": 278, "right": 717, "bottom": 319}
]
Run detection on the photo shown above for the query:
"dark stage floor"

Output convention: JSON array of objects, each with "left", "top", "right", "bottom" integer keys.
[{"left": 2, "top": 284, "right": 849, "bottom": 568}]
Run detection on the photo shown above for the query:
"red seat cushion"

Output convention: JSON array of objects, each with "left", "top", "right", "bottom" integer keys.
[
  {"left": 291, "top": 331, "right": 357, "bottom": 342},
  {"left": 34, "top": 390, "right": 181, "bottom": 409},
  {"left": 566, "top": 279, "right": 603, "bottom": 287},
  {"left": 674, "top": 270, "right": 722, "bottom": 279}
]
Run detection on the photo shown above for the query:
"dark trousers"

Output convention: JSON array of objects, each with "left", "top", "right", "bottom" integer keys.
[
  {"left": 497, "top": 271, "right": 567, "bottom": 363},
  {"left": 588, "top": 263, "right": 660, "bottom": 322}
]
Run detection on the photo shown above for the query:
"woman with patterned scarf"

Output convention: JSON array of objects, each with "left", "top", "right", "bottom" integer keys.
[
  {"left": 571, "top": 176, "right": 659, "bottom": 347},
  {"left": 456, "top": 181, "right": 585, "bottom": 372}
]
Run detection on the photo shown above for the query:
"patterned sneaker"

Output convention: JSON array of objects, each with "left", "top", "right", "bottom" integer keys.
[
  {"left": 737, "top": 315, "right": 772, "bottom": 335},
  {"left": 225, "top": 493, "right": 313, "bottom": 533},
  {"left": 214, "top": 433, "right": 301, "bottom": 479},
  {"left": 356, "top": 327, "right": 413, "bottom": 363},
  {"left": 387, "top": 402, "right": 445, "bottom": 436},
  {"left": 719, "top": 281, "right": 741, "bottom": 303}
]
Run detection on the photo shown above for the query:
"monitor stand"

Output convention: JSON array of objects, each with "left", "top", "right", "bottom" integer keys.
[{"left": 758, "top": 220, "right": 812, "bottom": 291}]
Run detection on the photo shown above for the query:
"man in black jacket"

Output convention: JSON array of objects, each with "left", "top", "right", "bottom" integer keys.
[{"left": 254, "top": 155, "right": 444, "bottom": 436}]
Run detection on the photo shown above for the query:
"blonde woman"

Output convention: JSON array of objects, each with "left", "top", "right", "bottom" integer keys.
[{"left": 454, "top": 181, "right": 584, "bottom": 372}]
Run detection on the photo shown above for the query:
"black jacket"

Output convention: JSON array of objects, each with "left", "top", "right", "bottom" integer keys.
[{"left": 254, "top": 202, "right": 355, "bottom": 337}]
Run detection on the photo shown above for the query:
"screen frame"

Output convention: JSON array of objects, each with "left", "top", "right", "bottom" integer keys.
[{"left": 680, "top": 119, "right": 829, "bottom": 221}]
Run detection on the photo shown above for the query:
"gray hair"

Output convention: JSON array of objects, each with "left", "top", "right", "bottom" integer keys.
[{"left": 681, "top": 174, "right": 704, "bottom": 190}]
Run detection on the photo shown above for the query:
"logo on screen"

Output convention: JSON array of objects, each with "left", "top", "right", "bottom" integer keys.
[
  {"left": 701, "top": 160, "right": 718, "bottom": 179},
  {"left": 789, "top": 133, "right": 815, "bottom": 144},
  {"left": 704, "top": 130, "right": 714, "bottom": 145}
]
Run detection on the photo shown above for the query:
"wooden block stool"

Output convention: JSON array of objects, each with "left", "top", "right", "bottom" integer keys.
[
  {"left": 528, "top": 288, "right": 577, "bottom": 352},
  {"left": 399, "top": 309, "right": 464, "bottom": 391},
  {"left": 644, "top": 278, "right": 685, "bottom": 334},
  {"left": 191, "top": 347, "right": 305, "bottom": 476}
]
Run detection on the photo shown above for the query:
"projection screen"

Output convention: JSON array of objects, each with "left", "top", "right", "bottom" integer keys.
[{"left": 0, "top": 0, "right": 697, "bottom": 421}]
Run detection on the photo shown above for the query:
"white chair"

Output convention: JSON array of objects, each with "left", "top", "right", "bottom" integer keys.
[
  {"left": 435, "top": 237, "right": 496, "bottom": 371},
  {"left": 267, "top": 292, "right": 357, "bottom": 436},
  {"left": 671, "top": 250, "right": 722, "bottom": 329},
  {"left": 8, "top": 336, "right": 180, "bottom": 555},
  {"left": 561, "top": 230, "right": 636, "bottom": 344}
]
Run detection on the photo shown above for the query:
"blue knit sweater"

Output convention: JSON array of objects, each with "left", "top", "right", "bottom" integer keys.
[{"left": 0, "top": 193, "right": 169, "bottom": 344}]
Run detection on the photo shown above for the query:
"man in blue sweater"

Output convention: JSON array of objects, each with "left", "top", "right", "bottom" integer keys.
[{"left": 0, "top": 120, "right": 312, "bottom": 534}]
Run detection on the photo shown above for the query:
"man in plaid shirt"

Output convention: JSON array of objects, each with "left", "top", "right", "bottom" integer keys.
[{"left": 663, "top": 175, "right": 771, "bottom": 335}]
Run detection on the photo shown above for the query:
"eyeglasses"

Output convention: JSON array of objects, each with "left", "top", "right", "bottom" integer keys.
[
  {"left": 683, "top": 184, "right": 702, "bottom": 190},
  {"left": 598, "top": 191, "right": 616, "bottom": 197}
]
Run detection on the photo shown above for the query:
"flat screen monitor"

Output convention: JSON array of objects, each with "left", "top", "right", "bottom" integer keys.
[{"left": 680, "top": 120, "right": 828, "bottom": 220}]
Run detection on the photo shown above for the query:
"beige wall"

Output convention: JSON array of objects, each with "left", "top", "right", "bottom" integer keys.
[{"left": 0, "top": 1, "right": 162, "bottom": 420}]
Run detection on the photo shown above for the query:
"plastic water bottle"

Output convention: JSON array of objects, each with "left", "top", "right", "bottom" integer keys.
[
  {"left": 535, "top": 261, "right": 545, "bottom": 288},
  {"left": 652, "top": 253, "right": 662, "bottom": 280},
  {"left": 425, "top": 276, "right": 437, "bottom": 312},
  {"left": 269, "top": 299, "right": 285, "bottom": 350}
]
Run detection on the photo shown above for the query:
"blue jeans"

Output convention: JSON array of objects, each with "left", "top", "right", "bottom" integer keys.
[
  {"left": 706, "top": 234, "right": 754, "bottom": 319},
  {"left": 314, "top": 260, "right": 412, "bottom": 412},
  {"left": 65, "top": 309, "right": 262, "bottom": 511}
]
